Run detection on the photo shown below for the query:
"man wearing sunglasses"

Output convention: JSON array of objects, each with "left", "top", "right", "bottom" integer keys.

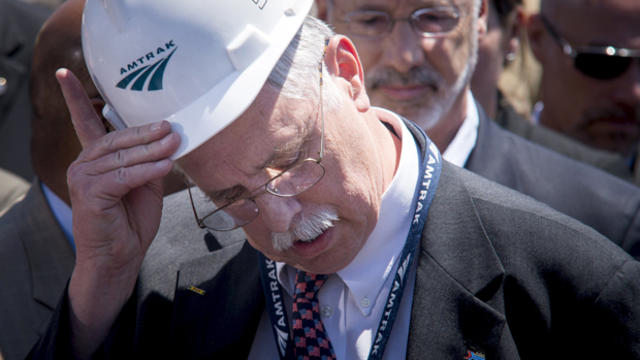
[
  {"left": 529, "top": 0, "right": 640, "bottom": 182},
  {"left": 29, "top": 0, "right": 640, "bottom": 359},
  {"left": 317, "top": 0, "right": 640, "bottom": 251},
  {"left": 472, "top": 0, "right": 633, "bottom": 184}
]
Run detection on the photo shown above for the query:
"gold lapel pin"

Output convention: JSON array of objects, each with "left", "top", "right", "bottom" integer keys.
[{"left": 188, "top": 285, "right": 206, "bottom": 296}]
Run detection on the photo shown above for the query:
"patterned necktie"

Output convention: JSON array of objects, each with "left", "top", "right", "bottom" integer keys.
[{"left": 291, "top": 270, "right": 337, "bottom": 360}]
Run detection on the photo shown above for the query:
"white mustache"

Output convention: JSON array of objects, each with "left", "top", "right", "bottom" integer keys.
[
  {"left": 271, "top": 205, "right": 339, "bottom": 251},
  {"left": 366, "top": 66, "right": 441, "bottom": 91}
]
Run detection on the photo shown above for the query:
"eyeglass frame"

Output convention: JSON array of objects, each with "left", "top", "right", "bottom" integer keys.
[
  {"left": 540, "top": 14, "right": 640, "bottom": 78},
  {"left": 187, "top": 39, "right": 330, "bottom": 231},
  {"left": 333, "top": 6, "right": 463, "bottom": 40}
]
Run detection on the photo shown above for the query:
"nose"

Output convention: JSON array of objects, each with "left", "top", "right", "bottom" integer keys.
[
  {"left": 381, "top": 20, "right": 427, "bottom": 73},
  {"left": 255, "top": 193, "right": 302, "bottom": 233}
]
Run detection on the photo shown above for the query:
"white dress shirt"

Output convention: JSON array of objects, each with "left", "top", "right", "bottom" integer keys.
[
  {"left": 442, "top": 91, "right": 479, "bottom": 167},
  {"left": 41, "top": 182, "right": 75, "bottom": 250},
  {"left": 249, "top": 108, "right": 421, "bottom": 359}
]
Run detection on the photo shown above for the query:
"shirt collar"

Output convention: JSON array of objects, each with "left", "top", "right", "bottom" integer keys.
[
  {"left": 277, "top": 108, "right": 420, "bottom": 316},
  {"left": 41, "top": 182, "right": 75, "bottom": 251},
  {"left": 442, "top": 90, "right": 479, "bottom": 167}
]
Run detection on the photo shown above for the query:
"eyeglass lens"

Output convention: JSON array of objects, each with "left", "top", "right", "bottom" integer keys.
[
  {"left": 199, "top": 160, "right": 325, "bottom": 231},
  {"left": 542, "top": 14, "right": 637, "bottom": 80},
  {"left": 204, "top": 199, "right": 259, "bottom": 231},
  {"left": 266, "top": 160, "right": 325, "bottom": 196},
  {"left": 575, "top": 53, "right": 634, "bottom": 80},
  {"left": 344, "top": 7, "right": 459, "bottom": 38}
]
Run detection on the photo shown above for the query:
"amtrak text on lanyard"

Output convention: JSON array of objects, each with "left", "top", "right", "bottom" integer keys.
[{"left": 259, "top": 125, "right": 442, "bottom": 360}]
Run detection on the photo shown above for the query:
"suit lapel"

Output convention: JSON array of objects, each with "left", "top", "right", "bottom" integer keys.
[
  {"left": 407, "top": 163, "right": 508, "bottom": 358},
  {"left": 169, "top": 240, "right": 264, "bottom": 357},
  {"left": 465, "top": 105, "right": 499, "bottom": 172},
  {"left": 20, "top": 180, "right": 75, "bottom": 310}
]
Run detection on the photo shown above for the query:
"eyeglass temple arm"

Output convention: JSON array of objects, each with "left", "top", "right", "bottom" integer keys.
[
  {"left": 186, "top": 185, "right": 208, "bottom": 228},
  {"left": 540, "top": 14, "right": 575, "bottom": 57},
  {"left": 318, "top": 38, "right": 329, "bottom": 161}
]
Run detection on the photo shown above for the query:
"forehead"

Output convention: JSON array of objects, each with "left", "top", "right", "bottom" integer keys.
[
  {"left": 178, "top": 86, "right": 314, "bottom": 189},
  {"left": 331, "top": 0, "right": 468, "bottom": 14},
  {"left": 551, "top": 0, "right": 640, "bottom": 46}
]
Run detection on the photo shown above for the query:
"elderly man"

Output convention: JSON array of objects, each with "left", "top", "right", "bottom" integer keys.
[
  {"left": 528, "top": 0, "right": 640, "bottom": 182},
  {"left": 31, "top": 1, "right": 639, "bottom": 359},
  {"left": 317, "top": 0, "right": 640, "bottom": 250}
]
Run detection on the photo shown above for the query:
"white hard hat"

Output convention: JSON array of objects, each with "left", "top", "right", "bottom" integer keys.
[{"left": 82, "top": 0, "right": 313, "bottom": 158}]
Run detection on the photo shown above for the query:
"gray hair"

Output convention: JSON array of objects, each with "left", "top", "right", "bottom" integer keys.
[{"left": 267, "top": 16, "right": 340, "bottom": 110}]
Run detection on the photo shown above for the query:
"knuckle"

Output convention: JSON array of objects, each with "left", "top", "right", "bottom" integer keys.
[
  {"left": 142, "top": 143, "right": 151, "bottom": 155},
  {"left": 66, "top": 162, "right": 90, "bottom": 198},
  {"left": 115, "top": 167, "right": 128, "bottom": 183},
  {"left": 115, "top": 149, "right": 126, "bottom": 165},
  {"left": 66, "top": 160, "right": 85, "bottom": 183},
  {"left": 102, "top": 132, "right": 118, "bottom": 151}
]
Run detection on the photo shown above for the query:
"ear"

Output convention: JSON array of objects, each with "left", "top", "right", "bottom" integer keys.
[
  {"left": 324, "top": 35, "right": 370, "bottom": 112},
  {"left": 507, "top": 7, "right": 525, "bottom": 54},
  {"left": 477, "top": 0, "right": 489, "bottom": 37},
  {"left": 527, "top": 13, "right": 545, "bottom": 62}
]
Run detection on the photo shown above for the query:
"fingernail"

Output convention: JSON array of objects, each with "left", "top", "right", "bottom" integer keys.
[
  {"left": 55, "top": 68, "right": 68, "bottom": 80},
  {"left": 150, "top": 121, "right": 164, "bottom": 132},
  {"left": 161, "top": 133, "right": 175, "bottom": 145},
  {"left": 156, "top": 159, "right": 171, "bottom": 168}
]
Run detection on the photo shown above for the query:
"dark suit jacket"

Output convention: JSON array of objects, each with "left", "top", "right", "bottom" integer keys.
[
  {"left": 494, "top": 92, "right": 637, "bottom": 185},
  {"left": 467, "top": 103, "right": 640, "bottom": 256},
  {"left": 0, "top": 0, "right": 50, "bottom": 180},
  {"left": 0, "top": 167, "right": 28, "bottom": 215},
  {"left": 29, "top": 121, "right": 640, "bottom": 359},
  {"left": 0, "top": 179, "right": 74, "bottom": 360}
]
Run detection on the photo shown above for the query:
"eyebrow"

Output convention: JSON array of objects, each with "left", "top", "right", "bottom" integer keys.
[
  {"left": 348, "top": 0, "right": 455, "bottom": 13},
  {"left": 206, "top": 185, "right": 248, "bottom": 205},
  {"left": 206, "top": 126, "right": 315, "bottom": 204},
  {"left": 259, "top": 124, "right": 314, "bottom": 170}
]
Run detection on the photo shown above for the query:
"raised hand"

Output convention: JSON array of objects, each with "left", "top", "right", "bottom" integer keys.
[{"left": 56, "top": 68, "right": 180, "bottom": 357}]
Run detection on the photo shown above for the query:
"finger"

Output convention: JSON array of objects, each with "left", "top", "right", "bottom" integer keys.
[
  {"left": 81, "top": 121, "right": 174, "bottom": 162},
  {"left": 84, "top": 159, "right": 174, "bottom": 202},
  {"left": 85, "top": 132, "right": 180, "bottom": 175},
  {"left": 56, "top": 68, "right": 106, "bottom": 148}
]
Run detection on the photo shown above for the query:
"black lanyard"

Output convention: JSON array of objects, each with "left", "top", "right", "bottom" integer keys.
[{"left": 259, "top": 125, "right": 442, "bottom": 360}]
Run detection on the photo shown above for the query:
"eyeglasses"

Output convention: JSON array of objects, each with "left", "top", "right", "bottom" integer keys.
[
  {"left": 335, "top": 6, "right": 461, "bottom": 39},
  {"left": 541, "top": 14, "right": 640, "bottom": 80},
  {"left": 187, "top": 41, "right": 329, "bottom": 231}
]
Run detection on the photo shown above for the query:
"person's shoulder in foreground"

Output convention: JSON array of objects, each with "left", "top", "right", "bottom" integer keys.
[
  {"left": 469, "top": 105, "right": 640, "bottom": 256},
  {"left": 0, "top": 180, "right": 74, "bottom": 360}
]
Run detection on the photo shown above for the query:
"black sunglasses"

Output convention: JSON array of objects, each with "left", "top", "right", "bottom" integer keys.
[{"left": 541, "top": 14, "right": 640, "bottom": 80}]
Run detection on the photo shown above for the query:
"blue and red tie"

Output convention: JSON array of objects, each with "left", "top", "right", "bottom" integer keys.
[{"left": 292, "top": 271, "right": 336, "bottom": 360}]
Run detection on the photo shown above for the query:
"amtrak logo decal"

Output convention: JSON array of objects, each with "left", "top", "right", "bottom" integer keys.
[{"left": 116, "top": 40, "right": 177, "bottom": 91}]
